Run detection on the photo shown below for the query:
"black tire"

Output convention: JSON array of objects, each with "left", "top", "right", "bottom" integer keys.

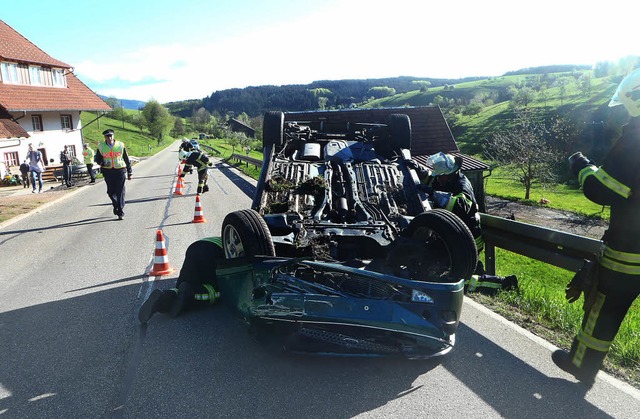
[
  {"left": 263, "top": 111, "right": 284, "bottom": 149},
  {"left": 222, "top": 209, "right": 276, "bottom": 258},
  {"left": 388, "top": 114, "right": 411, "bottom": 151},
  {"left": 403, "top": 209, "right": 477, "bottom": 280}
]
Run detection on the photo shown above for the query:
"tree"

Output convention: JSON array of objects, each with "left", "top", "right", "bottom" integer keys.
[
  {"left": 141, "top": 100, "right": 172, "bottom": 142},
  {"left": 483, "top": 110, "right": 577, "bottom": 199},
  {"left": 191, "top": 107, "right": 212, "bottom": 133},
  {"left": 412, "top": 80, "right": 432, "bottom": 92},
  {"left": 170, "top": 117, "right": 185, "bottom": 138},
  {"left": 367, "top": 86, "right": 396, "bottom": 99}
]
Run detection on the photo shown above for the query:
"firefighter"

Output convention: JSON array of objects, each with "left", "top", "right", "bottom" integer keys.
[
  {"left": 411, "top": 152, "right": 518, "bottom": 294},
  {"left": 552, "top": 69, "right": 640, "bottom": 387},
  {"left": 180, "top": 149, "right": 212, "bottom": 195},
  {"left": 179, "top": 138, "right": 195, "bottom": 176},
  {"left": 95, "top": 129, "right": 132, "bottom": 220},
  {"left": 139, "top": 237, "right": 223, "bottom": 323}
]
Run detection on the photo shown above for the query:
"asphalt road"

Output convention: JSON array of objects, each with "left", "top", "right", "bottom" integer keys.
[{"left": 1, "top": 142, "right": 639, "bottom": 418}]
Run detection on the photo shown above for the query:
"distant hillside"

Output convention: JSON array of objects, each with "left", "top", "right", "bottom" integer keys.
[
  {"left": 98, "top": 95, "right": 146, "bottom": 110},
  {"left": 165, "top": 76, "right": 484, "bottom": 118}
]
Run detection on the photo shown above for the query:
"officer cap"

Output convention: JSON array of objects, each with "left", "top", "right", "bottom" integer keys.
[{"left": 102, "top": 129, "right": 114, "bottom": 136}]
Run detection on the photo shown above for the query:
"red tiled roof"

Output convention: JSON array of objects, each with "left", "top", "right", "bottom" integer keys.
[
  {"left": 0, "top": 20, "right": 69, "bottom": 67},
  {"left": 0, "top": 118, "right": 29, "bottom": 138},
  {"left": 0, "top": 71, "right": 112, "bottom": 112},
  {"left": 0, "top": 19, "right": 111, "bottom": 112}
]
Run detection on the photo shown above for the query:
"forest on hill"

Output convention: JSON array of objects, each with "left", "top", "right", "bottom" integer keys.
[{"left": 164, "top": 65, "right": 590, "bottom": 118}]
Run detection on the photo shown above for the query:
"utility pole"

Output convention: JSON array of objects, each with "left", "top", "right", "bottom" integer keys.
[{"left": 121, "top": 101, "right": 125, "bottom": 129}]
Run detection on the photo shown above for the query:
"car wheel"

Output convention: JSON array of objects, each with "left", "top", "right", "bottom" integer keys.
[
  {"left": 388, "top": 114, "right": 411, "bottom": 151},
  {"left": 401, "top": 209, "right": 477, "bottom": 280},
  {"left": 222, "top": 209, "right": 276, "bottom": 258},
  {"left": 263, "top": 111, "right": 284, "bottom": 150}
]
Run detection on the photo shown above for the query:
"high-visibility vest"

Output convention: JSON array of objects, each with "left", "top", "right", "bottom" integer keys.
[
  {"left": 98, "top": 141, "right": 126, "bottom": 169},
  {"left": 82, "top": 147, "right": 95, "bottom": 164}
]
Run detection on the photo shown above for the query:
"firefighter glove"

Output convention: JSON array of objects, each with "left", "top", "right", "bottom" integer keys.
[
  {"left": 568, "top": 152, "right": 592, "bottom": 175},
  {"left": 432, "top": 191, "right": 451, "bottom": 208}
]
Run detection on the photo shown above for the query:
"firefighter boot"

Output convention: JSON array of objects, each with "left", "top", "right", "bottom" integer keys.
[
  {"left": 170, "top": 282, "right": 195, "bottom": 317},
  {"left": 552, "top": 349, "right": 596, "bottom": 388},
  {"left": 138, "top": 289, "right": 177, "bottom": 323},
  {"left": 502, "top": 275, "right": 519, "bottom": 291}
]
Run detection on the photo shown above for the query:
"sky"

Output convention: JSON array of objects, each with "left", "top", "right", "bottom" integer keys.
[{"left": 2, "top": 0, "right": 637, "bottom": 103}]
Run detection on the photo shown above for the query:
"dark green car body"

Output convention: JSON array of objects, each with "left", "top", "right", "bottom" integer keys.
[{"left": 215, "top": 256, "right": 464, "bottom": 358}]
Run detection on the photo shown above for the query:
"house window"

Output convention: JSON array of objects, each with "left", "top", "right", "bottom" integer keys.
[
  {"left": 1, "top": 62, "right": 18, "bottom": 84},
  {"left": 66, "top": 145, "right": 77, "bottom": 159},
  {"left": 29, "top": 66, "right": 42, "bottom": 85},
  {"left": 52, "top": 69, "right": 66, "bottom": 87},
  {"left": 32, "top": 115, "right": 43, "bottom": 132},
  {"left": 61, "top": 114, "right": 73, "bottom": 130},
  {"left": 3, "top": 151, "right": 19, "bottom": 167}
]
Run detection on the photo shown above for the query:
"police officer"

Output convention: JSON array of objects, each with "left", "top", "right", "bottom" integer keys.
[
  {"left": 82, "top": 143, "right": 96, "bottom": 183},
  {"left": 180, "top": 149, "right": 212, "bottom": 194},
  {"left": 552, "top": 69, "right": 640, "bottom": 387},
  {"left": 139, "top": 237, "right": 223, "bottom": 323},
  {"left": 95, "top": 129, "right": 132, "bottom": 220}
]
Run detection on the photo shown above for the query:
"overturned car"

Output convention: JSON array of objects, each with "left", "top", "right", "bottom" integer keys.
[{"left": 216, "top": 110, "right": 477, "bottom": 358}]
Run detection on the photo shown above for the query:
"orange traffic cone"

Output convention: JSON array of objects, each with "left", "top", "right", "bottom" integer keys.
[
  {"left": 177, "top": 163, "right": 183, "bottom": 177},
  {"left": 173, "top": 177, "right": 184, "bottom": 195},
  {"left": 149, "top": 230, "right": 175, "bottom": 276},
  {"left": 192, "top": 195, "right": 207, "bottom": 223}
]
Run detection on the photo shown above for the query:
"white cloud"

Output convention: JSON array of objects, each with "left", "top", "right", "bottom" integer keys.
[{"left": 74, "top": 0, "right": 638, "bottom": 103}]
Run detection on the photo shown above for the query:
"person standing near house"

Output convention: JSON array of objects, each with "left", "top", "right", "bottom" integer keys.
[
  {"left": 82, "top": 143, "right": 96, "bottom": 183},
  {"left": 94, "top": 129, "right": 132, "bottom": 220},
  {"left": 19, "top": 159, "right": 30, "bottom": 188},
  {"left": 552, "top": 69, "right": 640, "bottom": 387},
  {"left": 26, "top": 143, "right": 44, "bottom": 193},
  {"left": 60, "top": 145, "right": 73, "bottom": 187}
]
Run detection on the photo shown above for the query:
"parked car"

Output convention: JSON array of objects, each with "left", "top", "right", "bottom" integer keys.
[
  {"left": 53, "top": 163, "right": 100, "bottom": 181},
  {"left": 216, "top": 111, "right": 477, "bottom": 358}
]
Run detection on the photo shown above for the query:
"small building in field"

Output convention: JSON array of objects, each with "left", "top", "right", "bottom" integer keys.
[
  {"left": 0, "top": 19, "right": 111, "bottom": 178},
  {"left": 284, "top": 106, "right": 490, "bottom": 211},
  {"left": 226, "top": 118, "right": 256, "bottom": 138}
]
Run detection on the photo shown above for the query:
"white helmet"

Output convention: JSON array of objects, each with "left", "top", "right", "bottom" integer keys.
[
  {"left": 179, "top": 150, "right": 191, "bottom": 161},
  {"left": 609, "top": 68, "right": 640, "bottom": 117},
  {"left": 426, "top": 152, "right": 460, "bottom": 176}
]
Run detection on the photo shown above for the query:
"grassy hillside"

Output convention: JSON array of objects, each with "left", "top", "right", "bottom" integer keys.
[
  {"left": 365, "top": 71, "right": 622, "bottom": 156},
  {"left": 80, "top": 110, "right": 177, "bottom": 157}
]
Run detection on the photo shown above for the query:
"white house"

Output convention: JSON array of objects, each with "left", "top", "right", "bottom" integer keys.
[{"left": 0, "top": 19, "right": 111, "bottom": 178}]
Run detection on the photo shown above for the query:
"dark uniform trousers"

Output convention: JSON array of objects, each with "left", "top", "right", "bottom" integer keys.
[
  {"left": 102, "top": 168, "right": 127, "bottom": 215},
  {"left": 153, "top": 238, "right": 224, "bottom": 314}
]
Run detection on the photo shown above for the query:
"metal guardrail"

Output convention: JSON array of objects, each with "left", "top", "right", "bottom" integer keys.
[
  {"left": 480, "top": 213, "right": 603, "bottom": 275},
  {"left": 230, "top": 153, "right": 262, "bottom": 168}
]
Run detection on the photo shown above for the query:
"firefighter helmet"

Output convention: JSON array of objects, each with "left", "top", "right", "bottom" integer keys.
[
  {"left": 609, "top": 68, "right": 640, "bottom": 117},
  {"left": 426, "top": 152, "right": 460, "bottom": 176},
  {"left": 179, "top": 150, "right": 191, "bottom": 161}
]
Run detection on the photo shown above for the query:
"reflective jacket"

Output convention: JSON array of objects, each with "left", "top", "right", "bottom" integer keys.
[
  {"left": 185, "top": 151, "right": 210, "bottom": 172},
  {"left": 574, "top": 116, "right": 640, "bottom": 274},
  {"left": 98, "top": 141, "right": 127, "bottom": 169},
  {"left": 82, "top": 147, "right": 95, "bottom": 165}
]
